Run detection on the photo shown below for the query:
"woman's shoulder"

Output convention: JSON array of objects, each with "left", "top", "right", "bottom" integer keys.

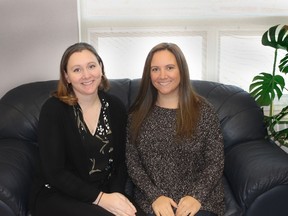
[
  {"left": 197, "top": 97, "right": 219, "bottom": 120},
  {"left": 41, "top": 96, "right": 68, "bottom": 113},
  {"left": 100, "top": 91, "right": 128, "bottom": 127},
  {"left": 100, "top": 91, "right": 127, "bottom": 111},
  {"left": 43, "top": 96, "right": 64, "bottom": 106},
  {"left": 38, "top": 96, "right": 71, "bottom": 124},
  {"left": 198, "top": 97, "right": 215, "bottom": 110}
]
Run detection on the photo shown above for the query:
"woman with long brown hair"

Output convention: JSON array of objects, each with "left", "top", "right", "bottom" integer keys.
[{"left": 126, "top": 42, "right": 225, "bottom": 216}]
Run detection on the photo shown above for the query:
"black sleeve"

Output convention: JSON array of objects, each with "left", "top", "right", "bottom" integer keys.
[{"left": 38, "top": 97, "right": 100, "bottom": 203}]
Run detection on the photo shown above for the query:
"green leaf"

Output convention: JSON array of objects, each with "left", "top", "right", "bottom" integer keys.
[
  {"left": 264, "top": 107, "right": 288, "bottom": 147},
  {"left": 279, "top": 53, "right": 288, "bottom": 74},
  {"left": 262, "top": 24, "right": 288, "bottom": 51},
  {"left": 249, "top": 72, "right": 285, "bottom": 106},
  {"left": 270, "top": 128, "right": 288, "bottom": 146}
]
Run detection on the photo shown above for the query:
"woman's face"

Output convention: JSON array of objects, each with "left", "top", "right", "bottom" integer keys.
[
  {"left": 65, "top": 49, "right": 102, "bottom": 98},
  {"left": 150, "top": 50, "right": 181, "bottom": 99}
]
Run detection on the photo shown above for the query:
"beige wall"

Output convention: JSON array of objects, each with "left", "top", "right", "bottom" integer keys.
[{"left": 0, "top": 0, "right": 79, "bottom": 98}]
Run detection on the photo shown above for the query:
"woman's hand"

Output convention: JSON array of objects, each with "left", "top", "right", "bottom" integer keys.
[
  {"left": 175, "top": 196, "right": 201, "bottom": 216},
  {"left": 152, "top": 195, "right": 178, "bottom": 216},
  {"left": 96, "top": 192, "right": 137, "bottom": 216}
]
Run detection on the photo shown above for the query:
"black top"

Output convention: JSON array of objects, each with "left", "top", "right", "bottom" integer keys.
[{"left": 29, "top": 91, "right": 128, "bottom": 209}]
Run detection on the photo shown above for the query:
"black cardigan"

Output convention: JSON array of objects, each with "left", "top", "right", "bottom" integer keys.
[{"left": 29, "top": 91, "right": 127, "bottom": 207}]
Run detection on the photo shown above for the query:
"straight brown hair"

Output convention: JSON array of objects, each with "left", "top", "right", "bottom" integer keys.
[
  {"left": 129, "top": 42, "right": 202, "bottom": 144},
  {"left": 53, "top": 42, "right": 109, "bottom": 105}
]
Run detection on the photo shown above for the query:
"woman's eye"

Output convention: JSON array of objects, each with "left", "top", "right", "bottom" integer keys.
[
  {"left": 151, "top": 67, "right": 159, "bottom": 72},
  {"left": 89, "top": 64, "right": 96, "bottom": 69},
  {"left": 73, "top": 68, "right": 81, "bottom": 72},
  {"left": 167, "top": 66, "right": 175, "bottom": 71}
]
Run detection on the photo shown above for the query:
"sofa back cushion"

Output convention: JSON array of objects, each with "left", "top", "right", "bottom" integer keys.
[
  {"left": 191, "top": 80, "right": 267, "bottom": 150},
  {"left": 0, "top": 79, "right": 267, "bottom": 150},
  {"left": 0, "top": 79, "right": 132, "bottom": 144},
  {"left": 0, "top": 81, "right": 58, "bottom": 144},
  {"left": 129, "top": 79, "right": 267, "bottom": 150}
]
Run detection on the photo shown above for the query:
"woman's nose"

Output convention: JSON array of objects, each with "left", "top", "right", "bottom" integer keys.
[
  {"left": 82, "top": 68, "right": 90, "bottom": 78},
  {"left": 159, "top": 69, "right": 167, "bottom": 78}
]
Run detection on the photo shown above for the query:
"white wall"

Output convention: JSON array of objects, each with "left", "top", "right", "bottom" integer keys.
[{"left": 0, "top": 0, "right": 79, "bottom": 98}]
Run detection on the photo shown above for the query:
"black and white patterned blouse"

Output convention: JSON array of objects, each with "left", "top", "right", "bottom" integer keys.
[{"left": 73, "top": 97, "right": 114, "bottom": 183}]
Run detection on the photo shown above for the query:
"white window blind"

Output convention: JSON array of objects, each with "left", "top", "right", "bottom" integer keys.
[
  {"left": 88, "top": 30, "right": 204, "bottom": 80},
  {"left": 219, "top": 32, "right": 287, "bottom": 91},
  {"left": 219, "top": 32, "right": 287, "bottom": 117}
]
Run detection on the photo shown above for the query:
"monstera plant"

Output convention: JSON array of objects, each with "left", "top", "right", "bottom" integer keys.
[{"left": 249, "top": 24, "right": 288, "bottom": 147}]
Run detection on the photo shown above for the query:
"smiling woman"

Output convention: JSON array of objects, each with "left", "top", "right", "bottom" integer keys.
[
  {"left": 150, "top": 50, "right": 181, "bottom": 108},
  {"left": 28, "top": 42, "right": 146, "bottom": 216},
  {"left": 126, "top": 42, "right": 225, "bottom": 216},
  {"left": 64, "top": 50, "right": 103, "bottom": 98}
]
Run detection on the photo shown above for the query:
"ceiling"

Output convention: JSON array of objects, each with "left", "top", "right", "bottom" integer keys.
[{"left": 82, "top": 0, "right": 288, "bottom": 19}]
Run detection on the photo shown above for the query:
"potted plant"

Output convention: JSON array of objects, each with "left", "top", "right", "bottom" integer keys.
[{"left": 249, "top": 24, "right": 288, "bottom": 147}]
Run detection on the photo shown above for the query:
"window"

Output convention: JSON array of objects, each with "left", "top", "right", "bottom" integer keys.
[
  {"left": 83, "top": 27, "right": 287, "bottom": 94},
  {"left": 78, "top": 0, "right": 288, "bottom": 95},
  {"left": 219, "top": 32, "right": 287, "bottom": 91},
  {"left": 88, "top": 29, "right": 204, "bottom": 80}
]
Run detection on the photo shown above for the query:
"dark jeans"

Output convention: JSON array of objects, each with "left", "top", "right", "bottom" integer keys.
[
  {"left": 31, "top": 186, "right": 146, "bottom": 216},
  {"left": 147, "top": 210, "right": 217, "bottom": 216},
  {"left": 195, "top": 210, "right": 217, "bottom": 216}
]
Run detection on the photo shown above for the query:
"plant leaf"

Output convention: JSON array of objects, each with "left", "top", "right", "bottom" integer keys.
[
  {"left": 249, "top": 72, "right": 285, "bottom": 106},
  {"left": 264, "top": 107, "right": 288, "bottom": 147},
  {"left": 272, "top": 129, "right": 288, "bottom": 146},
  {"left": 262, "top": 24, "right": 288, "bottom": 51},
  {"left": 279, "top": 53, "right": 288, "bottom": 74}
]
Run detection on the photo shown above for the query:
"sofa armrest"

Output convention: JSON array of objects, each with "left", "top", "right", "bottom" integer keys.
[
  {"left": 224, "top": 139, "right": 288, "bottom": 210},
  {"left": 0, "top": 139, "right": 38, "bottom": 216},
  {"left": 0, "top": 200, "right": 15, "bottom": 216}
]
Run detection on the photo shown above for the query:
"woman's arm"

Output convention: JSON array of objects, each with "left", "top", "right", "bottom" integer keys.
[
  {"left": 38, "top": 97, "right": 100, "bottom": 202},
  {"left": 125, "top": 117, "right": 166, "bottom": 204},
  {"left": 186, "top": 102, "right": 225, "bottom": 204}
]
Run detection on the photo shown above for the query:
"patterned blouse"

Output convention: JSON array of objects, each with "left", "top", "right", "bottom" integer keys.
[{"left": 73, "top": 97, "right": 114, "bottom": 185}]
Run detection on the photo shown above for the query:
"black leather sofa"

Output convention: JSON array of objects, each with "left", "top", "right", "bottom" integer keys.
[{"left": 1, "top": 79, "right": 288, "bottom": 216}]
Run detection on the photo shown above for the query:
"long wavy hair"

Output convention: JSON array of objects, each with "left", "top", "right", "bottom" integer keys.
[
  {"left": 129, "top": 42, "right": 202, "bottom": 143},
  {"left": 53, "top": 42, "right": 109, "bottom": 105}
]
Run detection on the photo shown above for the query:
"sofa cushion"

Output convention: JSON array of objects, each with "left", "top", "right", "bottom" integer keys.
[
  {"left": 0, "top": 139, "right": 38, "bottom": 215},
  {"left": 191, "top": 80, "right": 267, "bottom": 150},
  {"left": 0, "top": 81, "right": 57, "bottom": 144},
  {"left": 224, "top": 139, "right": 288, "bottom": 209}
]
